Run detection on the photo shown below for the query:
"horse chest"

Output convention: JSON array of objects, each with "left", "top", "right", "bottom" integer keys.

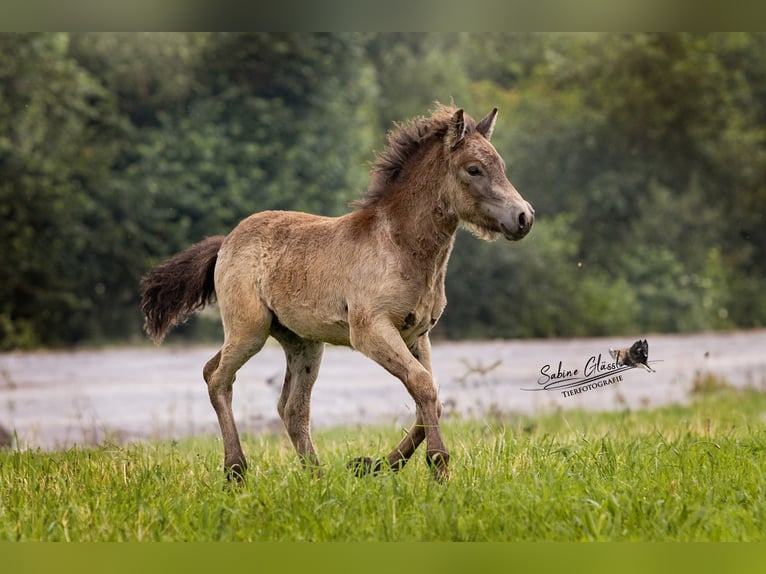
[{"left": 398, "top": 288, "right": 445, "bottom": 341}]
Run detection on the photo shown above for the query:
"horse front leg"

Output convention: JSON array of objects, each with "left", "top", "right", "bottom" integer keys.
[
  {"left": 349, "top": 316, "right": 449, "bottom": 482},
  {"left": 383, "top": 333, "right": 441, "bottom": 472}
]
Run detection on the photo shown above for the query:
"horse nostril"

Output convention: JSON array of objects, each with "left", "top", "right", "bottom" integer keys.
[{"left": 518, "top": 211, "right": 527, "bottom": 230}]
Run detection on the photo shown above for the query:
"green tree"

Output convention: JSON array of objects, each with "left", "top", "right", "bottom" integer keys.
[
  {"left": 363, "top": 33, "right": 471, "bottom": 129},
  {"left": 441, "top": 214, "right": 638, "bottom": 339},
  {"left": 123, "top": 33, "right": 376, "bottom": 247},
  {"left": 2, "top": 33, "right": 765, "bottom": 347},
  {"left": 0, "top": 33, "right": 130, "bottom": 348},
  {"left": 466, "top": 33, "right": 766, "bottom": 335}
]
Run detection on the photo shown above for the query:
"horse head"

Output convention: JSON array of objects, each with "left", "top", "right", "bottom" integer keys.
[{"left": 444, "top": 108, "right": 534, "bottom": 241}]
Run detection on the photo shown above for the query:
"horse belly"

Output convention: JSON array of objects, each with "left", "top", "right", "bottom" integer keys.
[
  {"left": 269, "top": 300, "right": 351, "bottom": 347},
  {"left": 282, "top": 316, "right": 351, "bottom": 346}
]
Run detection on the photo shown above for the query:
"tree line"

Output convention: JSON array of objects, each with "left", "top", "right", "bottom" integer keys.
[{"left": 1, "top": 33, "right": 764, "bottom": 349}]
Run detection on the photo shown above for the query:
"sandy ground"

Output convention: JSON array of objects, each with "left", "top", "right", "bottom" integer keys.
[{"left": 1, "top": 329, "right": 765, "bottom": 450}]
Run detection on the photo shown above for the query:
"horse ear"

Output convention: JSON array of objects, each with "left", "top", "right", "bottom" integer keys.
[
  {"left": 445, "top": 109, "right": 466, "bottom": 150},
  {"left": 476, "top": 108, "right": 498, "bottom": 140}
]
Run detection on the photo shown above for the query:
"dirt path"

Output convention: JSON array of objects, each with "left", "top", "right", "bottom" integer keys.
[{"left": 2, "top": 329, "right": 765, "bottom": 449}]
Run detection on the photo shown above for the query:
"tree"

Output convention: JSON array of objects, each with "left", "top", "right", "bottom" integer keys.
[
  {"left": 2, "top": 33, "right": 765, "bottom": 347},
  {"left": 0, "top": 34, "right": 130, "bottom": 347},
  {"left": 464, "top": 33, "right": 766, "bottom": 334},
  {"left": 123, "top": 34, "right": 376, "bottom": 243},
  {"left": 363, "top": 33, "right": 471, "bottom": 129}
]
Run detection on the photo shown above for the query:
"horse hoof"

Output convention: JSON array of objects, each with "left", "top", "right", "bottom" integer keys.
[
  {"left": 224, "top": 462, "right": 247, "bottom": 484},
  {"left": 426, "top": 452, "right": 450, "bottom": 482},
  {"left": 347, "top": 456, "right": 385, "bottom": 477}
]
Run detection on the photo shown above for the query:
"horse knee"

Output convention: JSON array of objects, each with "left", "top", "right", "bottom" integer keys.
[{"left": 408, "top": 370, "right": 439, "bottom": 408}]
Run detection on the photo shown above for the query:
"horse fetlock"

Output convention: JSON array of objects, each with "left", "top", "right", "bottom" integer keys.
[
  {"left": 299, "top": 457, "right": 323, "bottom": 478},
  {"left": 297, "top": 447, "right": 320, "bottom": 467}
]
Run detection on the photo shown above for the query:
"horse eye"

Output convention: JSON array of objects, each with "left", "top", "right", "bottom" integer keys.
[{"left": 466, "top": 166, "right": 482, "bottom": 177}]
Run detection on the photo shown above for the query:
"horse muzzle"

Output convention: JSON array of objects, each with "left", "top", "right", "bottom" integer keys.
[{"left": 500, "top": 202, "right": 534, "bottom": 241}]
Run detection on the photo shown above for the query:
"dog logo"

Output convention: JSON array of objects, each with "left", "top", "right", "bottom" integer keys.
[{"left": 609, "top": 339, "right": 655, "bottom": 372}]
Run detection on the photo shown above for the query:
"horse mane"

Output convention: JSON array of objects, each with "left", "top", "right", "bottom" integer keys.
[{"left": 352, "top": 104, "right": 477, "bottom": 210}]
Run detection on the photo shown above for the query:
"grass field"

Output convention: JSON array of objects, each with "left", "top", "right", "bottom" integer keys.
[{"left": 1, "top": 381, "right": 765, "bottom": 541}]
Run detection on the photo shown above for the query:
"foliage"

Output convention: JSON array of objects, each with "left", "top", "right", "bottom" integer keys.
[
  {"left": 1, "top": 33, "right": 765, "bottom": 348},
  {"left": 441, "top": 214, "right": 639, "bottom": 338},
  {"left": 451, "top": 33, "right": 766, "bottom": 338},
  {"left": 0, "top": 34, "right": 131, "bottom": 346},
  {"left": 2, "top": 387, "right": 766, "bottom": 541}
]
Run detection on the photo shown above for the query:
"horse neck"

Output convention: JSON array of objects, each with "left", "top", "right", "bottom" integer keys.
[{"left": 377, "top": 154, "right": 459, "bottom": 270}]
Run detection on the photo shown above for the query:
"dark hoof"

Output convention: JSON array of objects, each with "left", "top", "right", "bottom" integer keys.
[
  {"left": 347, "top": 456, "right": 386, "bottom": 477},
  {"left": 225, "top": 462, "right": 247, "bottom": 484},
  {"left": 426, "top": 451, "right": 450, "bottom": 482}
]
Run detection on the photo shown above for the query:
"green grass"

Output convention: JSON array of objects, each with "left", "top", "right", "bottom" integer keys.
[{"left": 2, "top": 386, "right": 766, "bottom": 541}]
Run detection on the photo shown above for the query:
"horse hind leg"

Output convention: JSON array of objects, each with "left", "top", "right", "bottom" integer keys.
[
  {"left": 205, "top": 309, "right": 272, "bottom": 482},
  {"left": 271, "top": 322, "right": 324, "bottom": 470}
]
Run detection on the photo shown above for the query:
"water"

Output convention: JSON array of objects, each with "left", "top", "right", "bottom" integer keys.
[{"left": 2, "top": 330, "right": 765, "bottom": 450}]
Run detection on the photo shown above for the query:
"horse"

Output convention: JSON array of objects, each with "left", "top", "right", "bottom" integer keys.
[{"left": 140, "top": 105, "right": 534, "bottom": 482}]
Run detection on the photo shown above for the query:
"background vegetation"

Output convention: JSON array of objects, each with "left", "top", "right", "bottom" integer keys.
[{"left": 1, "top": 33, "right": 765, "bottom": 349}]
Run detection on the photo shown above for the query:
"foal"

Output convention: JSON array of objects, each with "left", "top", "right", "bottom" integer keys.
[{"left": 141, "top": 105, "right": 534, "bottom": 481}]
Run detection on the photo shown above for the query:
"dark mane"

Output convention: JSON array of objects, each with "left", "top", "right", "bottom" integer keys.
[{"left": 353, "top": 104, "right": 476, "bottom": 209}]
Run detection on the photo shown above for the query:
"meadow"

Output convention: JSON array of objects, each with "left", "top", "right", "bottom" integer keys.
[{"left": 1, "top": 381, "right": 765, "bottom": 542}]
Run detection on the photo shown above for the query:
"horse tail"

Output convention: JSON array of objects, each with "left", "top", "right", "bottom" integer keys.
[{"left": 140, "top": 235, "right": 226, "bottom": 343}]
